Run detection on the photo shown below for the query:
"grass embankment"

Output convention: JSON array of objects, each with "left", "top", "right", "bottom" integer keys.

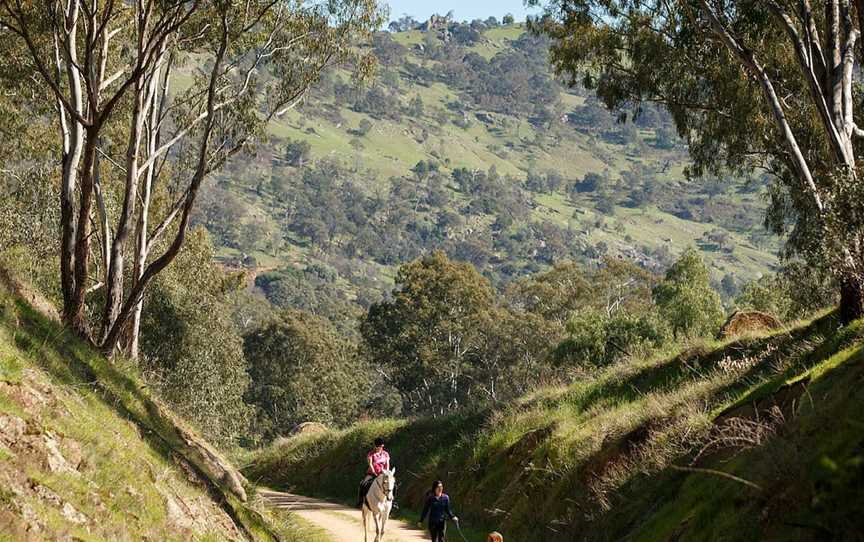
[
  {"left": 247, "top": 313, "right": 864, "bottom": 541},
  {"left": 0, "top": 274, "right": 322, "bottom": 540}
]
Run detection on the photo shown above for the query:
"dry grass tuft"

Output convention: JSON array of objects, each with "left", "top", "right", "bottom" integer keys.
[{"left": 694, "top": 407, "right": 785, "bottom": 462}]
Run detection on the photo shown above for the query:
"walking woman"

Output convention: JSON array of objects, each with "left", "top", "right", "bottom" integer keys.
[{"left": 418, "top": 480, "right": 458, "bottom": 542}]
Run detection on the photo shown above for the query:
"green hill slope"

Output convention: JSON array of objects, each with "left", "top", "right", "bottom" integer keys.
[
  {"left": 196, "top": 22, "right": 780, "bottom": 321},
  {"left": 0, "top": 273, "right": 325, "bottom": 541},
  {"left": 247, "top": 312, "right": 864, "bottom": 541}
]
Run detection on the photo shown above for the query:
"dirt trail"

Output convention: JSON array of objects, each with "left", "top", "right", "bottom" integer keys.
[{"left": 260, "top": 490, "right": 429, "bottom": 542}]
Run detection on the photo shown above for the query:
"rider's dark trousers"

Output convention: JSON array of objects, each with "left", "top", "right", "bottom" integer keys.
[
  {"left": 358, "top": 475, "right": 374, "bottom": 507},
  {"left": 428, "top": 520, "right": 446, "bottom": 542}
]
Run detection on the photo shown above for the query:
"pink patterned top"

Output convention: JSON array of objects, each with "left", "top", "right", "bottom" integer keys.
[{"left": 367, "top": 449, "right": 390, "bottom": 475}]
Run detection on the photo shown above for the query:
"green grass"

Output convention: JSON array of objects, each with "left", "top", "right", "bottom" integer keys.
[
  {"left": 535, "top": 192, "right": 777, "bottom": 280},
  {"left": 284, "top": 513, "right": 333, "bottom": 542},
  {"left": 246, "top": 310, "right": 864, "bottom": 540},
  {"left": 0, "top": 353, "right": 23, "bottom": 384},
  {"left": 390, "top": 29, "right": 425, "bottom": 47},
  {"left": 0, "top": 277, "right": 313, "bottom": 541},
  {"left": 0, "top": 389, "right": 26, "bottom": 419}
]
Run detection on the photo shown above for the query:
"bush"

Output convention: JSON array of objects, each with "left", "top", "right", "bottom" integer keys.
[
  {"left": 735, "top": 263, "right": 837, "bottom": 321},
  {"left": 356, "top": 118, "right": 373, "bottom": 136},
  {"left": 653, "top": 248, "right": 725, "bottom": 338},
  {"left": 408, "top": 95, "right": 424, "bottom": 117},
  {"left": 285, "top": 138, "right": 312, "bottom": 167},
  {"left": 555, "top": 307, "right": 668, "bottom": 367}
]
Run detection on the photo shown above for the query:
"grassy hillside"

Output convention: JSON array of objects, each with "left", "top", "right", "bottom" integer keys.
[
  {"left": 246, "top": 312, "right": 864, "bottom": 541},
  {"left": 0, "top": 272, "right": 326, "bottom": 541},
  {"left": 199, "top": 22, "right": 780, "bottom": 319}
]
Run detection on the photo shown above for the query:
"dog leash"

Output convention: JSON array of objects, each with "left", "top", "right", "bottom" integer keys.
[{"left": 453, "top": 519, "right": 470, "bottom": 542}]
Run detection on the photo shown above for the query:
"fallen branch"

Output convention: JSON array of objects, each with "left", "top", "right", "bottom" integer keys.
[{"left": 669, "top": 464, "right": 763, "bottom": 491}]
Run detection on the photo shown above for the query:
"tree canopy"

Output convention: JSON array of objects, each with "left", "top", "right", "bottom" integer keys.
[
  {"left": 653, "top": 248, "right": 724, "bottom": 338},
  {"left": 533, "top": 0, "right": 864, "bottom": 321},
  {"left": 0, "top": 0, "right": 383, "bottom": 353},
  {"left": 361, "top": 251, "right": 496, "bottom": 413},
  {"left": 244, "top": 310, "right": 372, "bottom": 439}
]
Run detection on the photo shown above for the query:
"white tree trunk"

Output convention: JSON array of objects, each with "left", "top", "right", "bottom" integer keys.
[
  {"left": 56, "top": 1, "right": 86, "bottom": 319},
  {"left": 129, "top": 53, "right": 168, "bottom": 358}
]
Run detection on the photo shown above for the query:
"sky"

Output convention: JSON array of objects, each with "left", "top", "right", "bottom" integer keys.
[{"left": 383, "top": 0, "right": 541, "bottom": 24}]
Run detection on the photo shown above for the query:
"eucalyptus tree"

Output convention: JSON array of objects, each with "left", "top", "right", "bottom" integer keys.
[
  {"left": 361, "top": 251, "right": 497, "bottom": 414},
  {"left": 244, "top": 309, "right": 368, "bottom": 438},
  {"left": 533, "top": 0, "right": 864, "bottom": 322},
  {"left": 0, "top": 0, "right": 383, "bottom": 354}
]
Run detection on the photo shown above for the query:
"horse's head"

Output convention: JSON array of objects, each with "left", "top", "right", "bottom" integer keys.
[{"left": 380, "top": 468, "right": 396, "bottom": 502}]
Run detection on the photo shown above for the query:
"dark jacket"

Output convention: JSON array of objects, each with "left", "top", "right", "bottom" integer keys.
[{"left": 420, "top": 493, "right": 455, "bottom": 524}]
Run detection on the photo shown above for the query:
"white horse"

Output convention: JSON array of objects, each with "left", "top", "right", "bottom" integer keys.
[{"left": 362, "top": 468, "right": 396, "bottom": 542}]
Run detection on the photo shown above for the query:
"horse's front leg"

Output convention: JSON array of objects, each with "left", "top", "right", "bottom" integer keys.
[
  {"left": 362, "top": 507, "right": 368, "bottom": 542},
  {"left": 372, "top": 511, "right": 382, "bottom": 542},
  {"left": 380, "top": 505, "right": 390, "bottom": 539}
]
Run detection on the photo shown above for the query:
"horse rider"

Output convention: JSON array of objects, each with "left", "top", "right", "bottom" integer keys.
[
  {"left": 358, "top": 437, "right": 390, "bottom": 507},
  {"left": 418, "top": 480, "right": 459, "bottom": 542}
]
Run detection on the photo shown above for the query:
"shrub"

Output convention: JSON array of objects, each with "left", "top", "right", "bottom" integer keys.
[
  {"left": 141, "top": 229, "right": 252, "bottom": 446},
  {"left": 285, "top": 138, "right": 312, "bottom": 167},
  {"left": 555, "top": 307, "right": 668, "bottom": 367},
  {"left": 653, "top": 248, "right": 725, "bottom": 338}
]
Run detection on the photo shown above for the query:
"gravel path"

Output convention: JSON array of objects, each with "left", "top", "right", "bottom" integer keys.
[{"left": 260, "top": 489, "right": 430, "bottom": 542}]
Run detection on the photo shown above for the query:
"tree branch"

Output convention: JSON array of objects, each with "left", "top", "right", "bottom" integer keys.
[
  {"left": 0, "top": 2, "right": 91, "bottom": 126},
  {"left": 100, "top": 8, "right": 230, "bottom": 352},
  {"left": 696, "top": 0, "right": 824, "bottom": 212},
  {"left": 766, "top": 2, "right": 847, "bottom": 164}
]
